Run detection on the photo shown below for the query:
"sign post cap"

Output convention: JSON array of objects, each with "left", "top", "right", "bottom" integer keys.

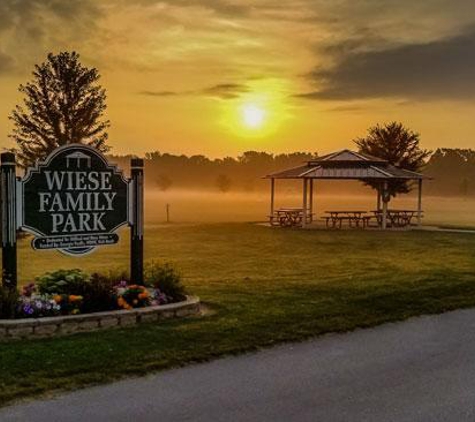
[
  {"left": 131, "top": 158, "right": 144, "bottom": 168},
  {"left": 1, "top": 152, "right": 16, "bottom": 164}
]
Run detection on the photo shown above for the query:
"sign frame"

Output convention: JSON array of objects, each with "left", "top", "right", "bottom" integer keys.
[
  {"left": 0, "top": 145, "right": 144, "bottom": 287},
  {"left": 20, "top": 144, "right": 130, "bottom": 256}
]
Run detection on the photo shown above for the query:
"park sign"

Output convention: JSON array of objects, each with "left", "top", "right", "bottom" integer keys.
[
  {"left": 21, "top": 144, "right": 129, "bottom": 255},
  {"left": 0, "top": 144, "right": 144, "bottom": 287}
]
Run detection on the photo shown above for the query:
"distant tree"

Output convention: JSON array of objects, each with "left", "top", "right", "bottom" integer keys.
[
  {"left": 216, "top": 174, "right": 232, "bottom": 193},
  {"left": 354, "top": 122, "right": 430, "bottom": 199},
  {"left": 9, "top": 51, "right": 110, "bottom": 167},
  {"left": 460, "top": 177, "right": 469, "bottom": 197},
  {"left": 243, "top": 178, "right": 255, "bottom": 192},
  {"left": 156, "top": 174, "right": 173, "bottom": 191},
  {"left": 425, "top": 148, "right": 475, "bottom": 196}
]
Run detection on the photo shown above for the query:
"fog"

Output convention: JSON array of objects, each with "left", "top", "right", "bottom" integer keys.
[{"left": 144, "top": 186, "right": 475, "bottom": 227}]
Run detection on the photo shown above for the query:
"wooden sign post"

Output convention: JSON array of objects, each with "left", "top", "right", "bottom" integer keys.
[
  {"left": 1, "top": 152, "right": 17, "bottom": 288},
  {"left": 130, "top": 158, "right": 144, "bottom": 285},
  {"left": 0, "top": 144, "right": 144, "bottom": 288}
]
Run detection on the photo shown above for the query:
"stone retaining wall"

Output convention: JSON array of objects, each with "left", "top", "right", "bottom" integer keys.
[{"left": 0, "top": 296, "right": 200, "bottom": 340}]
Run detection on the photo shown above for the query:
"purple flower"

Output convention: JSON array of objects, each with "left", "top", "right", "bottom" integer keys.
[{"left": 117, "top": 280, "right": 128, "bottom": 288}]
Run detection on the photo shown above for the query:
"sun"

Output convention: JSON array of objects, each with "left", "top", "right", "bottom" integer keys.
[
  {"left": 219, "top": 78, "right": 292, "bottom": 139},
  {"left": 242, "top": 104, "right": 266, "bottom": 129}
]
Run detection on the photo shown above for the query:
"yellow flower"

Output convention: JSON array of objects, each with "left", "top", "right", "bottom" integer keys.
[{"left": 53, "top": 295, "right": 62, "bottom": 303}]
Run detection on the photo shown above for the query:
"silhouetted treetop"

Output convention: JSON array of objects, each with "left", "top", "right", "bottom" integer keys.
[
  {"left": 354, "top": 122, "right": 431, "bottom": 199},
  {"left": 9, "top": 51, "right": 110, "bottom": 167}
]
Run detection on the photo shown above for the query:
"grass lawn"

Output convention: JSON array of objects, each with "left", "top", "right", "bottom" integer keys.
[{"left": 2, "top": 222, "right": 475, "bottom": 406}]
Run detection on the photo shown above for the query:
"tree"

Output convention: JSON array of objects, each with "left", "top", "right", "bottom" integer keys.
[
  {"left": 424, "top": 148, "right": 475, "bottom": 196},
  {"left": 460, "top": 177, "right": 469, "bottom": 197},
  {"left": 156, "top": 174, "right": 173, "bottom": 191},
  {"left": 354, "top": 122, "right": 430, "bottom": 199},
  {"left": 216, "top": 174, "right": 232, "bottom": 193},
  {"left": 9, "top": 51, "right": 110, "bottom": 167}
]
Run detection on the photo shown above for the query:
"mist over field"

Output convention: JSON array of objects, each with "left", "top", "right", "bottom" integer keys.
[{"left": 144, "top": 187, "right": 475, "bottom": 227}]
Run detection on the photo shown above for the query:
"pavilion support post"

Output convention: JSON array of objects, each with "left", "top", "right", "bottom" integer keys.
[
  {"left": 376, "top": 183, "right": 381, "bottom": 211},
  {"left": 270, "top": 178, "right": 275, "bottom": 217},
  {"left": 309, "top": 179, "right": 314, "bottom": 223},
  {"left": 417, "top": 179, "right": 423, "bottom": 226},
  {"left": 302, "top": 178, "right": 308, "bottom": 228},
  {"left": 382, "top": 181, "right": 388, "bottom": 230}
]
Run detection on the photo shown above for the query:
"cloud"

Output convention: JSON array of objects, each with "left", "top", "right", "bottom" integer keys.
[
  {"left": 201, "top": 83, "right": 249, "bottom": 99},
  {"left": 139, "top": 91, "right": 178, "bottom": 97},
  {"left": 0, "top": 0, "right": 100, "bottom": 35},
  {"left": 129, "top": 0, "right": 252, "bottom": 17},
  {"left": 0, "top": 51, "right": 15, "bottom": 74},
  {"left": 140, "top": 82, "right": 249, "bottom": 99},
  {"left": 324, "top": 104, "right": 366, "bottom": 113},
  {"left": 297, "top": 26, "right": 475, "bottom": 101},
  {"left": 0, "top": 0, "right": 101, "bottom": 74},
  {"left": 172, "top": 0, "right": 252, "bottom": 17}
]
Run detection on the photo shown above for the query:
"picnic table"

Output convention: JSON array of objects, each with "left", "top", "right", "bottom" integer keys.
[
  {"left": 372, "top": 209, "right": 421, "bottom": 228},
  {"left": 269, "top": 208, "right": 313, "bottom": 227},
  {"left": 322, "top": 211, "right": 371, "bottom": 229}
]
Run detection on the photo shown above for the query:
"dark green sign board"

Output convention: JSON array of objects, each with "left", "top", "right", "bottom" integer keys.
[
  {"left": 0, "top": 145, "right": 144, "bottom": 288},
  {"left": 21, "top": 144, "right": 129, "bottom": 255}
]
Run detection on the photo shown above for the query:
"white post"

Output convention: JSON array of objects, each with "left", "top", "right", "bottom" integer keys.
[
  {"left": 270, "top": 178, "right": 275, "bottom": 216},
  {"left": 377, "top": 184, "right": 381, "bottom": 211},
  {"left": 382, "top": 181, "right": 388, "bottom": 230},
  {"left": 417, "top": 179, "right": 422, "bottom": 226},
  {"left": 302, "top": 178, "right": 308, "bottom": 228},
  {"left": 309, "top": 179, "right": 314, "bottom": 223}
]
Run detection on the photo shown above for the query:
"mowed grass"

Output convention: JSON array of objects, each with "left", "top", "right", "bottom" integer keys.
[{"left": 2, "top": 223, "right": 475, "bottom": 406}]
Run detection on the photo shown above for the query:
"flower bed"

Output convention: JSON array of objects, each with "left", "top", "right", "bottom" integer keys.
[
  {"left": 0, "top": 263, "right": 191, "bottom": 321},
  {"left": 16, "top": 281, "right": 170, "bottom": 318}
]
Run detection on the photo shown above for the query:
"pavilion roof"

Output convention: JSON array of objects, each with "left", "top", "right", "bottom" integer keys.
[{"left": 265, "top": 149, "right": 431, "bottom": 180}]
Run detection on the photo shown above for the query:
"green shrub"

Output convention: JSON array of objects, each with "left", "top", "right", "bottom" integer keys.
[
  {"left": 144, "top": 261, "right": 186, "bottom": 302},
  {"left": 79, "top": 273, "right": 118, "bottom": 313},
  {"left": 0, "top": 287, "right": 19, "bottom": 319},
  {"left": 37, "top": 269, "right": 90, "bottom": 295}
]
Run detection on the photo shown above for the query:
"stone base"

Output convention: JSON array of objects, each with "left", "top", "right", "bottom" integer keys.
[{"left": 0, "top": 296, "right": 200, "bottom": 340}]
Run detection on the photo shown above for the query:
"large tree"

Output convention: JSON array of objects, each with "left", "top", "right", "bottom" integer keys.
[
  {"left": 9, "top": 51, "right": 110, "bottom": 167},
  {"left": 354, "top": 122, "right": 430, "bottom": 199}
]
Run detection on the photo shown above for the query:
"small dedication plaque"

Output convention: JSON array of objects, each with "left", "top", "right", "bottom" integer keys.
[{"left": 21, "top": 144, "right": 129, "bottom": 255}]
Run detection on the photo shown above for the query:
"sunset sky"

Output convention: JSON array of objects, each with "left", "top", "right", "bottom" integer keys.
[{"left": 1, "top": 0, "right": 475, "bottom": 157}]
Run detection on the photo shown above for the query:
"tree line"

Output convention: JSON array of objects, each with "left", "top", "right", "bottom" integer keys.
[
  {"left": 423, "top": 149, "right": 475, "bottom": 197},
  {"left": 105, "top": 148, "right": 474, "bottom": 197},
  {"left": 108, "top": 151, "right": 316, "bottom": 192}
]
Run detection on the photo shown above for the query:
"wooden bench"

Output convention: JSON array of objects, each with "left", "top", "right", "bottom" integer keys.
[
  {"left": 322, "top": 211, "right": 371, "bottom": 229},
  {"left": 269, "top": 209, "right": 314, "bottom": 227},
  {"left": 372, "top": 210, "right": 424, "bottom": 228},
  {"left": 322, "top": 216, "right": 371, "bottom": 229}
]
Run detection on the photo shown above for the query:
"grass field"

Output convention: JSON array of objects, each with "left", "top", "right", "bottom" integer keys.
[{"left": 2, "top": 222, "right": 475, "bottom": 406}]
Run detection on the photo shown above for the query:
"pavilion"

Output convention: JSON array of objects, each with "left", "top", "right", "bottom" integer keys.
[{"left": 264, "top": 149, "right": 431, "bottom": 229}]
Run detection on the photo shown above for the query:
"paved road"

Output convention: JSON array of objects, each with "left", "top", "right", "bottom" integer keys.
[{"left": 2, "top": 309, "right": 475, "bottom": 422}]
